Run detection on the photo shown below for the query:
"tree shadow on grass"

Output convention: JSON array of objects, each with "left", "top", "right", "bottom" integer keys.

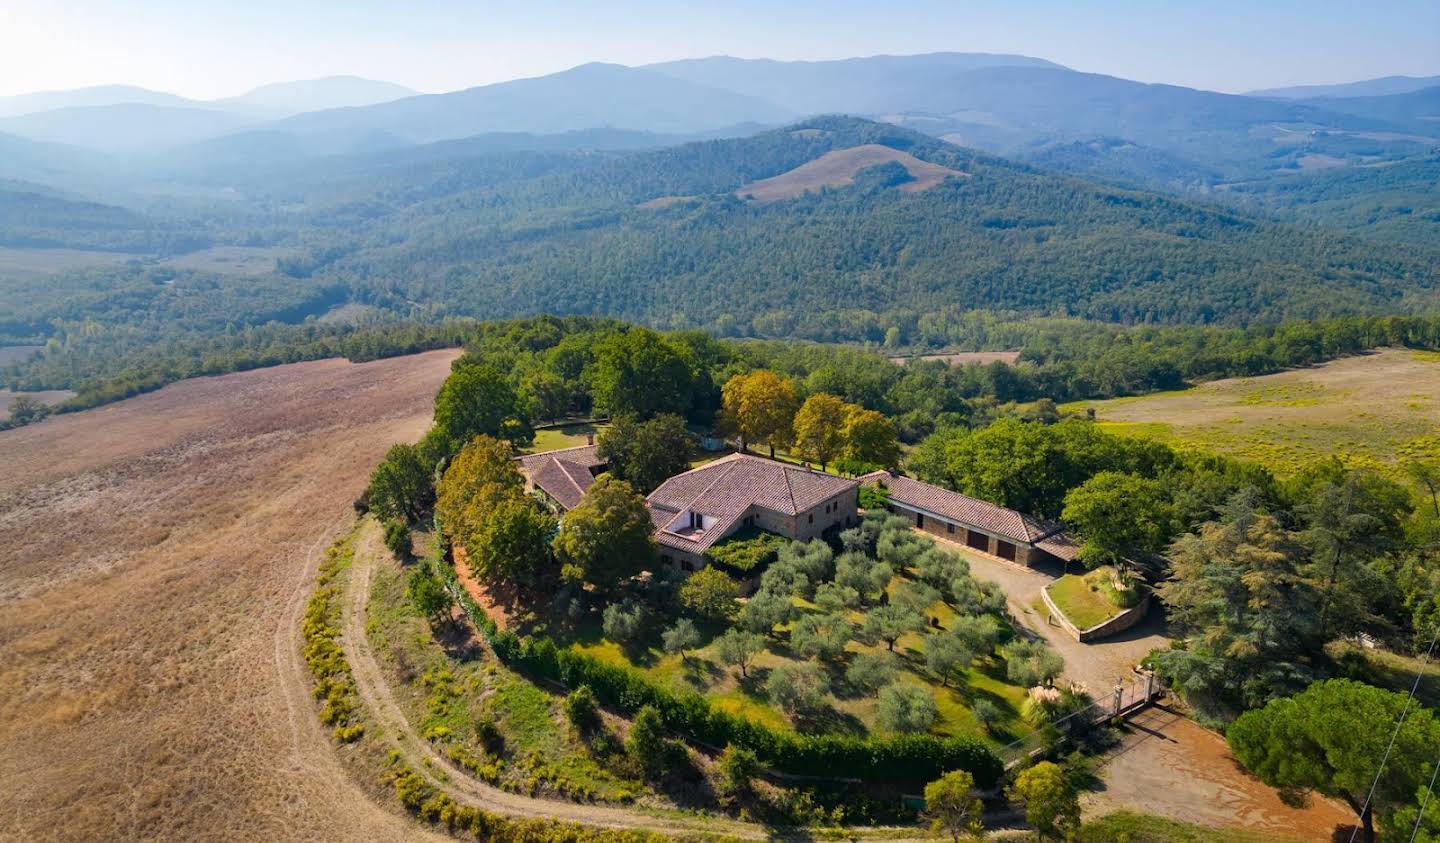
[
  {"left": 434, "top": 611, "right": 485, "bottom": 662},
  {"left": 736, "top": 666, "right": 773, "bottom": 697},
  {"left": 680, "top": 655, "right": 724, "bottom": 687},
  {"left": 793, "top": 703, "right": 868, "bottom": 737}
]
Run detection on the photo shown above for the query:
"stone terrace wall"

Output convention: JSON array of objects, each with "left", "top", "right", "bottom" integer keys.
[{"left": 1041, "top": 587, "right": 1151, "bottom": 643}]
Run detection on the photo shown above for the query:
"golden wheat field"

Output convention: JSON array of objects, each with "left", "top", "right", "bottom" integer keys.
[{"left": 0, "top": 350, "right": 460, "bottom": 841}]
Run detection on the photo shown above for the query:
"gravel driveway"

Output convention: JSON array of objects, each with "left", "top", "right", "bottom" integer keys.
[{"left": 929, "top": 532, "right": 1171, "bottom": 694}]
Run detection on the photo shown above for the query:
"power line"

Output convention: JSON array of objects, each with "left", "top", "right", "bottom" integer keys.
[
  {"left": 1410, "top": 753, "right": 1440, "bottom": 843},
  {"left": 1349, "top": 625, "right": 1440, "bottom": 843}
]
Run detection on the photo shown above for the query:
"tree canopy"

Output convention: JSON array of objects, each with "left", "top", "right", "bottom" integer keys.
[
  {"left": 1228, "top": 679, "right": 1440, "bottom": 843},
  {"left": 551, "top": 475, "right": 657, "bottom": 589}
]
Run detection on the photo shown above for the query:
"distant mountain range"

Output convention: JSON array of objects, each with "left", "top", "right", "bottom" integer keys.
[
  {"left": 270, "top": 63, "right": 791, "bottom": 142},
  {"left": 0, "top": 55, "right": 1436, "bottom": 255},
  {"left": 0, "top": 77, "right": 418, "bottom": 151},
  {"left": 0, "top": 76, "right": 416, "bottom": 118},
  {"left": 1249, "top": 75, "right": 1440, "bottom": 99},
  {"left": 1, "top": 54, "right": 1434, "bottom": 190}
]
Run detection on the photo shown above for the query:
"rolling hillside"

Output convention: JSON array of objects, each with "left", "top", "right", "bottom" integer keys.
[
  {"left": 1249, "top": 75, "right": 1440, "bottom": 99},
  {"left": 271, "top": 63, "right": 794, "bottom": 143}
]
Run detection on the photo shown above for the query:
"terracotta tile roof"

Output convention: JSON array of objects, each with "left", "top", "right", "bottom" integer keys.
[
  {"left": 647, "top": 454, "right": 857, "bottom": 552},
  {"left": 1035, "top": 531, "right": 1083, "bottom": 562},
  {"left": 517, "top": 444, "right": 607, "bottom": 510},
  {"left": 867, "top": 471, "right": 1063, "bottom": 545}
]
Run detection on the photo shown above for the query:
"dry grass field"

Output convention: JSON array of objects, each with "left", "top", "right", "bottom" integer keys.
[
  {"left": 1068, "top": 349, "right": 1440, "bottom": 478},
  {"left": 890, "top": 350, "right": 1022, "bottom": 366},
  {"left": 161, "top": 245, "right": 294, "bottom": 276},
  {"left": 0, "top": 349, "right": 460, "bottom": 841},
  {"left": 0, "top": 246, "right": 140, "bottom": 278},
  {"left": 735, "top": 144, "right": 967, "bottom": 202}
]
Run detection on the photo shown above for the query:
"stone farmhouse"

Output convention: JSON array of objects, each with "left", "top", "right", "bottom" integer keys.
[
  {"left": 515, "top": 443, "right": 1076, "bottom": 576},
  {"left": 861, "top": 471, "right": 1080, "bottom": 566},
  {"left": 645, "top": 453, "right": 860, "bottom": 572}
]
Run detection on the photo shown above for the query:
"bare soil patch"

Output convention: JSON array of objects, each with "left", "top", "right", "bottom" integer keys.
[
  {"left": 735, "top": 144, "right": 966, "bottom": 202},
  {"left": 1085, "top": 705, "right": 1354, "bottom": 839},
  {"left": 0, "top": 349, "right": 459, "bottom": 841}
]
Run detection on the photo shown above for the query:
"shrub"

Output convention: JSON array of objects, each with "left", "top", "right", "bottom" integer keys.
[
  {"left": 705, "top": 527, "right": 789, "bottom": 573},
  {"left": 602, "top": 600, "right": 646, "bottom": 642},
  {"left": 858, "top": 484, "right": 890, "bottom": 510},
  {"left": 383, "top": 519, "right": 413, "bottom": 559},
  {"left": 475, "top": 718, "right": 505, "bottom": 754},
  {"left": 565, "top": 685, "right": 601, "bottom": 733},
  {"left": 407, "top": 567, "right": 451, "bottom": 625},
  {"left": 626, "top": 705, "right": 669, "bottom": 777},
  {"left": 877, "top": 683, "right": 939, "bottom": 734},
  {"left": 716, "top": 744, "right": 761, "bottom": 798}
]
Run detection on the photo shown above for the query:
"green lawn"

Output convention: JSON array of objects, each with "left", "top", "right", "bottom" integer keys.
[
  {"left": 525, "top": 423, "right": 600, "bottom": 454},
  {"left": 1047, "top": 573, "right": 1124, "bottom": 630}
]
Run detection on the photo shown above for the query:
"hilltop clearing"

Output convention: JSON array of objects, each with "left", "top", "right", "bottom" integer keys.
[{"left": 734, "top": 143, "right": 966, "bottom": 201}]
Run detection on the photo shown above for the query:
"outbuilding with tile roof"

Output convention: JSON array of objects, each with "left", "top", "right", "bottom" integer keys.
[
  {"left": 860, "top": 470, "right": 1080, "bottom": 566},
  {"left": 516, "top": 444, "right": 609, "bottom": 512}
]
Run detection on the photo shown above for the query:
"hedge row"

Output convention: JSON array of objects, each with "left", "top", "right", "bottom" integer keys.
[{"left": 442, "top": 561, "right": 1001, "bottom": 788}]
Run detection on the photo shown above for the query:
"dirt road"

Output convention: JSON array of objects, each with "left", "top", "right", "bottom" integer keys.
[
  {"left": 0, "top": 351, "right": 460, "bottom": 841},
  {"left": 343, "top": 520, "right": 769, "bottom": 838}
]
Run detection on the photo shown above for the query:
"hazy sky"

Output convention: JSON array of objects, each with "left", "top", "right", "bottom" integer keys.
[{"left": 2, "top": 0, "right": 1436, "bottom": 99}]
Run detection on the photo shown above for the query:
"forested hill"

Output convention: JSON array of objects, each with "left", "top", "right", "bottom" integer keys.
[
  {"left": 300, "top": 116, "right": 1440, "bottom": 331},
  {"left": 4, "top": 116, "right": 1439, "bottom": 350}
]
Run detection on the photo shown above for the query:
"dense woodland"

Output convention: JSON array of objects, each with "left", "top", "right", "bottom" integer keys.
[{"left": 4, "top": 117, "right": 1440, "bottom": 359}]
